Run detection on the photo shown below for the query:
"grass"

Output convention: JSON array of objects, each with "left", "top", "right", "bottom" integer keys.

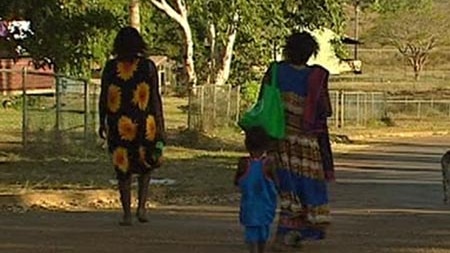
[
  {"left": 1, "top": 89, "right": 450, "bottom": 206},
  {"left": 0, "top": 146, "right": 242, "bottom": 204},
  {"left": 0, "top": 95, "right": 245, "bottom": 206},
  {"left": 332, "top": 49, "right": 450, "bottom": 92},
  {"left": 0, "top": 109, "right": 24, "bottom": 145}
]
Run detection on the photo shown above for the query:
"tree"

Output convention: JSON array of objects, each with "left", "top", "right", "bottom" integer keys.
[
  {"left": 192, "top": 0, "right": 243, "bottom": 87},
  {"left": 148, "top": 0, "right": 197, "bottom": 87},
  {"left": 0, "top": 0, "right": 121, "bottom": 75},
  {"left": 230, "top": 0, "right": 347, "bottom": 86},
  {"left": 0, "top": 0, "right": 349, "bottom": 83},
  {"left": 369, "top": 1, "right": 450, "bottom": 80},
  {"left": 148, "top": 0, "right": 348, "bottom": 88},
  {"left": 291, "top": 0, "right": 346, "bottom": 34},
  {"left": 129, "top": 0, "right": 141, "bottom": 32}
]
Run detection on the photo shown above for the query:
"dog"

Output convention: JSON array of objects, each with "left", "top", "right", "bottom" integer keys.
[{"left": 440, "top": 151, "right": 450, "bottom": 203}]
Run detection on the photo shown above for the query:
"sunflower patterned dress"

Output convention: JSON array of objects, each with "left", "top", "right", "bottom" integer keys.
[{"left": 99, "top": 56, "right": 165, "bottom": 180}]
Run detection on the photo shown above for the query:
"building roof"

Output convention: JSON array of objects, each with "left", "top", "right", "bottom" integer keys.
[
  {"left": 149, "top": 55, "right": 168, "bottom": 66},
  {"left": 342, "top": 36, "right": 362, "bottom": 45}
]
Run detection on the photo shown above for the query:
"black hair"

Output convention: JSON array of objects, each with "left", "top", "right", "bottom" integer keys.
[
  {"left": 112, "top": 26, "right": 147, "bottom": 61},
  {"left": 244, "top": 127, "right": 271, "bottom": 153},
  {"left": 284, "top": 31, "right": 319, "bottom": 65}
]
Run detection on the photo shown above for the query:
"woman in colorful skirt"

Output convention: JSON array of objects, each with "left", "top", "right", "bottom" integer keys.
[
  {"left": 260, "top": 31, "right": 334, "bottom": 248},
  {"left": 98, "top": 27, "right": 165, "bottom": 226}
]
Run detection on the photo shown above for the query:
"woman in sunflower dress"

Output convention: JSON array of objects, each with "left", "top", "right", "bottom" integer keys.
[
  {"left": 98, "top": 27, "right": 165, "bottom": 226},
  {"left": 261, "top": 32, "right": 333, "bottom": 248}
]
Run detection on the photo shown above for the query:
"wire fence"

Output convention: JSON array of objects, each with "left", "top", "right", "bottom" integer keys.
[
  {"left": 0, "top": 68, "right": 98, "bottom": 156},
  {"left": 2, "top": 67, "right": 450, "bottom": 153},
  {"left": 187, "top": 84, "right": 241, "bottom": 131},
  {"left": 187, "top": 85, "right": 450, "bottom": 131},
  {"left": 329, "top": 90, "right": 387, "bottom": 128}
]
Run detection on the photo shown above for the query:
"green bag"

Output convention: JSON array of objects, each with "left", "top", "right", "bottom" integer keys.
[{"left": 239, "top": 62, "right": 285, "bottom": 139}]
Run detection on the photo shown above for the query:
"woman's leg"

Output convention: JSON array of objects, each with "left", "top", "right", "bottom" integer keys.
[
  {"left": 118, "top": 176, "right": 132, "bottom": 226},
  {"left": 248, "top": 243, "right": 258, "bottom": 253},
  {"left": 257, "top": 242, "right": 266, "bottom": 253},
  {"left": 137, "top": 171, "right": 151, "bottom": 222}
]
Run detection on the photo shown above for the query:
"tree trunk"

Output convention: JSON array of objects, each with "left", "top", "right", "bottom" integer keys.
[
  {"left": 182, "top": 23, "right": 197, "bottom": 87},
  {"left": 207, "top": 22, "right": 216, "bottom": 85},
  {"left": 412, "top": 55, "right": 425, "bottom": 81},
  {"left": 129, "top": 0, "right": 140, "bottom": 32},
  {"left": 413, "top": 66, "right": 420, "bottom": 81},
  {"left": 150, "top": 0, "right": 197, "bottom": 88},
  {"left": 213, "top": 13, "right": 239, "bottom": 87}
]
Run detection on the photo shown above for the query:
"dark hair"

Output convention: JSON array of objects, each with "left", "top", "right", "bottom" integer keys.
[
  {"left": 284, "top": 31, "right": 319, "bottom": 65},
  {"left": 244, "top": 127, "right": 271, "bottom": 153},
  {"left": 112, "top": 26, "right": 147, "bottom": 60}
]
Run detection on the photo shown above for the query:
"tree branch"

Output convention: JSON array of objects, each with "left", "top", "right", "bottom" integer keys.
[
  {"left": 213, "top": 12, "right": 239, "bottom": 86},
  {"left": 149, "top": 0, "right": 196, "bottom": 86},
  {"left": 150, "top": 0, "right": 185, "bottom": 25},
  {"left": 426, "top": 37, "right": 437, "bottom": 51},
  {"left": 176, "top": 0, "right": 187, "bottom": 16}
]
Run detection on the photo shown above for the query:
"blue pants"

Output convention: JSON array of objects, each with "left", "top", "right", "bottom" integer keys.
[{"left": 245, "top": 225, "right": 270, "bottom": 243}]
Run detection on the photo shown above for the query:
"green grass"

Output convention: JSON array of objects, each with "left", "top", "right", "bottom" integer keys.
[
  {"left": 0, "top": 92, "right": 449, "bottom": 205},
  {"left": 332, "top": 49, "right": 450, "bottom": 92},
  {"left": 0, "top": 95, "right": 245, "bottom": 205},
  {"left": 163, "top": 95, "right": 189, "bottom": 130},
  {"left": 0, "top": 144, "right": 242, "bottom": 205}
]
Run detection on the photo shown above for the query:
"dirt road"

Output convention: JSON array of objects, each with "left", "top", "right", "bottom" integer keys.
[{"left": 1, "top": 136, "right": 449, "bottom": 253}]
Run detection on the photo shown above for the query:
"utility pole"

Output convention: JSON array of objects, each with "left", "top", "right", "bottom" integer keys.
[
  {"left": 130, "top": 0, "right": 140, "bottom": 32},
  {"left": 354, "top": 0, "right": 360, "bottom": 60}
]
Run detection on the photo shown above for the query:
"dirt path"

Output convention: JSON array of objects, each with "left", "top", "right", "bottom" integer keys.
[{"left": 1, "top": 136, "right": 450, "bottom": 253}]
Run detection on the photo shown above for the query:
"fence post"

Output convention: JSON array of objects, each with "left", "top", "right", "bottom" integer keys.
[
  {"left": 417, "top": 101, "right": 421, "bottom": 119},
  {"left": 356, "top": 92, "right": 360, "bottom": 126},
  {"left": 187, "top": 87, "right": 192, "bottom": 130},
  {"left": 235, "top": 85, "right": 241, "bottom": 123},
  {"left": 91, "top": 81, "right": 98, "bottom": 136},
  {"left": 335, "top": 91, "right": 339, "bottom": 128},
  {"left": 371, "top": 92, "right": 375, "bottom": 119},
  {"left": 226, "top": 85, "right": 231, "bottom": 120},
  {"left": 55, "top": 76, "right": 62, "bottom": 133},
  {"left": 200, "top": 85, "right": 205, "bottom": 130},
  {"left": 83, "top": 79, "right": 89, "bottom": 143},
  {"left": 21, "top": 67, "right": 28, "bottom": 147},
  {"left": 363, "top": 93, "right": 368, "bottom": 126},
  {"left": 212, "top": 84, "right": 217, "bottom": 127},
  {"left": 383, "top": 92, "right": 388, "bottom": 121},
  {"left": 340, "top": 91, "right": 345, "bottom": 128}
]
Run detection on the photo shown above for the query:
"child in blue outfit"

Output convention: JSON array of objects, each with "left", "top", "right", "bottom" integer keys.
[{"left": 234, "top": 127, "right": 278, "bottom": 253}]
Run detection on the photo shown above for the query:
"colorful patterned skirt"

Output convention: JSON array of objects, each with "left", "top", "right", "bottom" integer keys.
[{"left": 274, "top": 134, "right": 331, "bottom": 246}]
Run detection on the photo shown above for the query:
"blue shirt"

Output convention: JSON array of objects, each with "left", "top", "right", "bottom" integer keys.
[
  {"left": 277, "top": 62, "right": 312, "bottom": 97},
  {"left": 238, "top": 158, "right": 277, "bottom": 226}
]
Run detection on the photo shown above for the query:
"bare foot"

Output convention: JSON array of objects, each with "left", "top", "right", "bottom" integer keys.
[
  {"left": 119, "top": 215, "right": 132, "bottom": 226},
  {"left": 136, "top": 209, "right": 149, "bottom": 223}
]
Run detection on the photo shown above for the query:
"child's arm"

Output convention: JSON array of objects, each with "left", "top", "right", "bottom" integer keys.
[{"left": 234, "top": 157, "right": 247, "bottom": 186}]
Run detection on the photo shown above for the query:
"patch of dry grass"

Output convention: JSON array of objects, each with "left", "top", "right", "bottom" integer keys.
[
  {"left": 0, "top": 95, "right": 245, "bottom": 205},
  {"left": 0, "top": 95, "right": 448, "bottom": 207}
]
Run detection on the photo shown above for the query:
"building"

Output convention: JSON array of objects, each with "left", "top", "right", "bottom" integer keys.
[{"left": 0, "top": 57, "right": 55, "bottom": 96}]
